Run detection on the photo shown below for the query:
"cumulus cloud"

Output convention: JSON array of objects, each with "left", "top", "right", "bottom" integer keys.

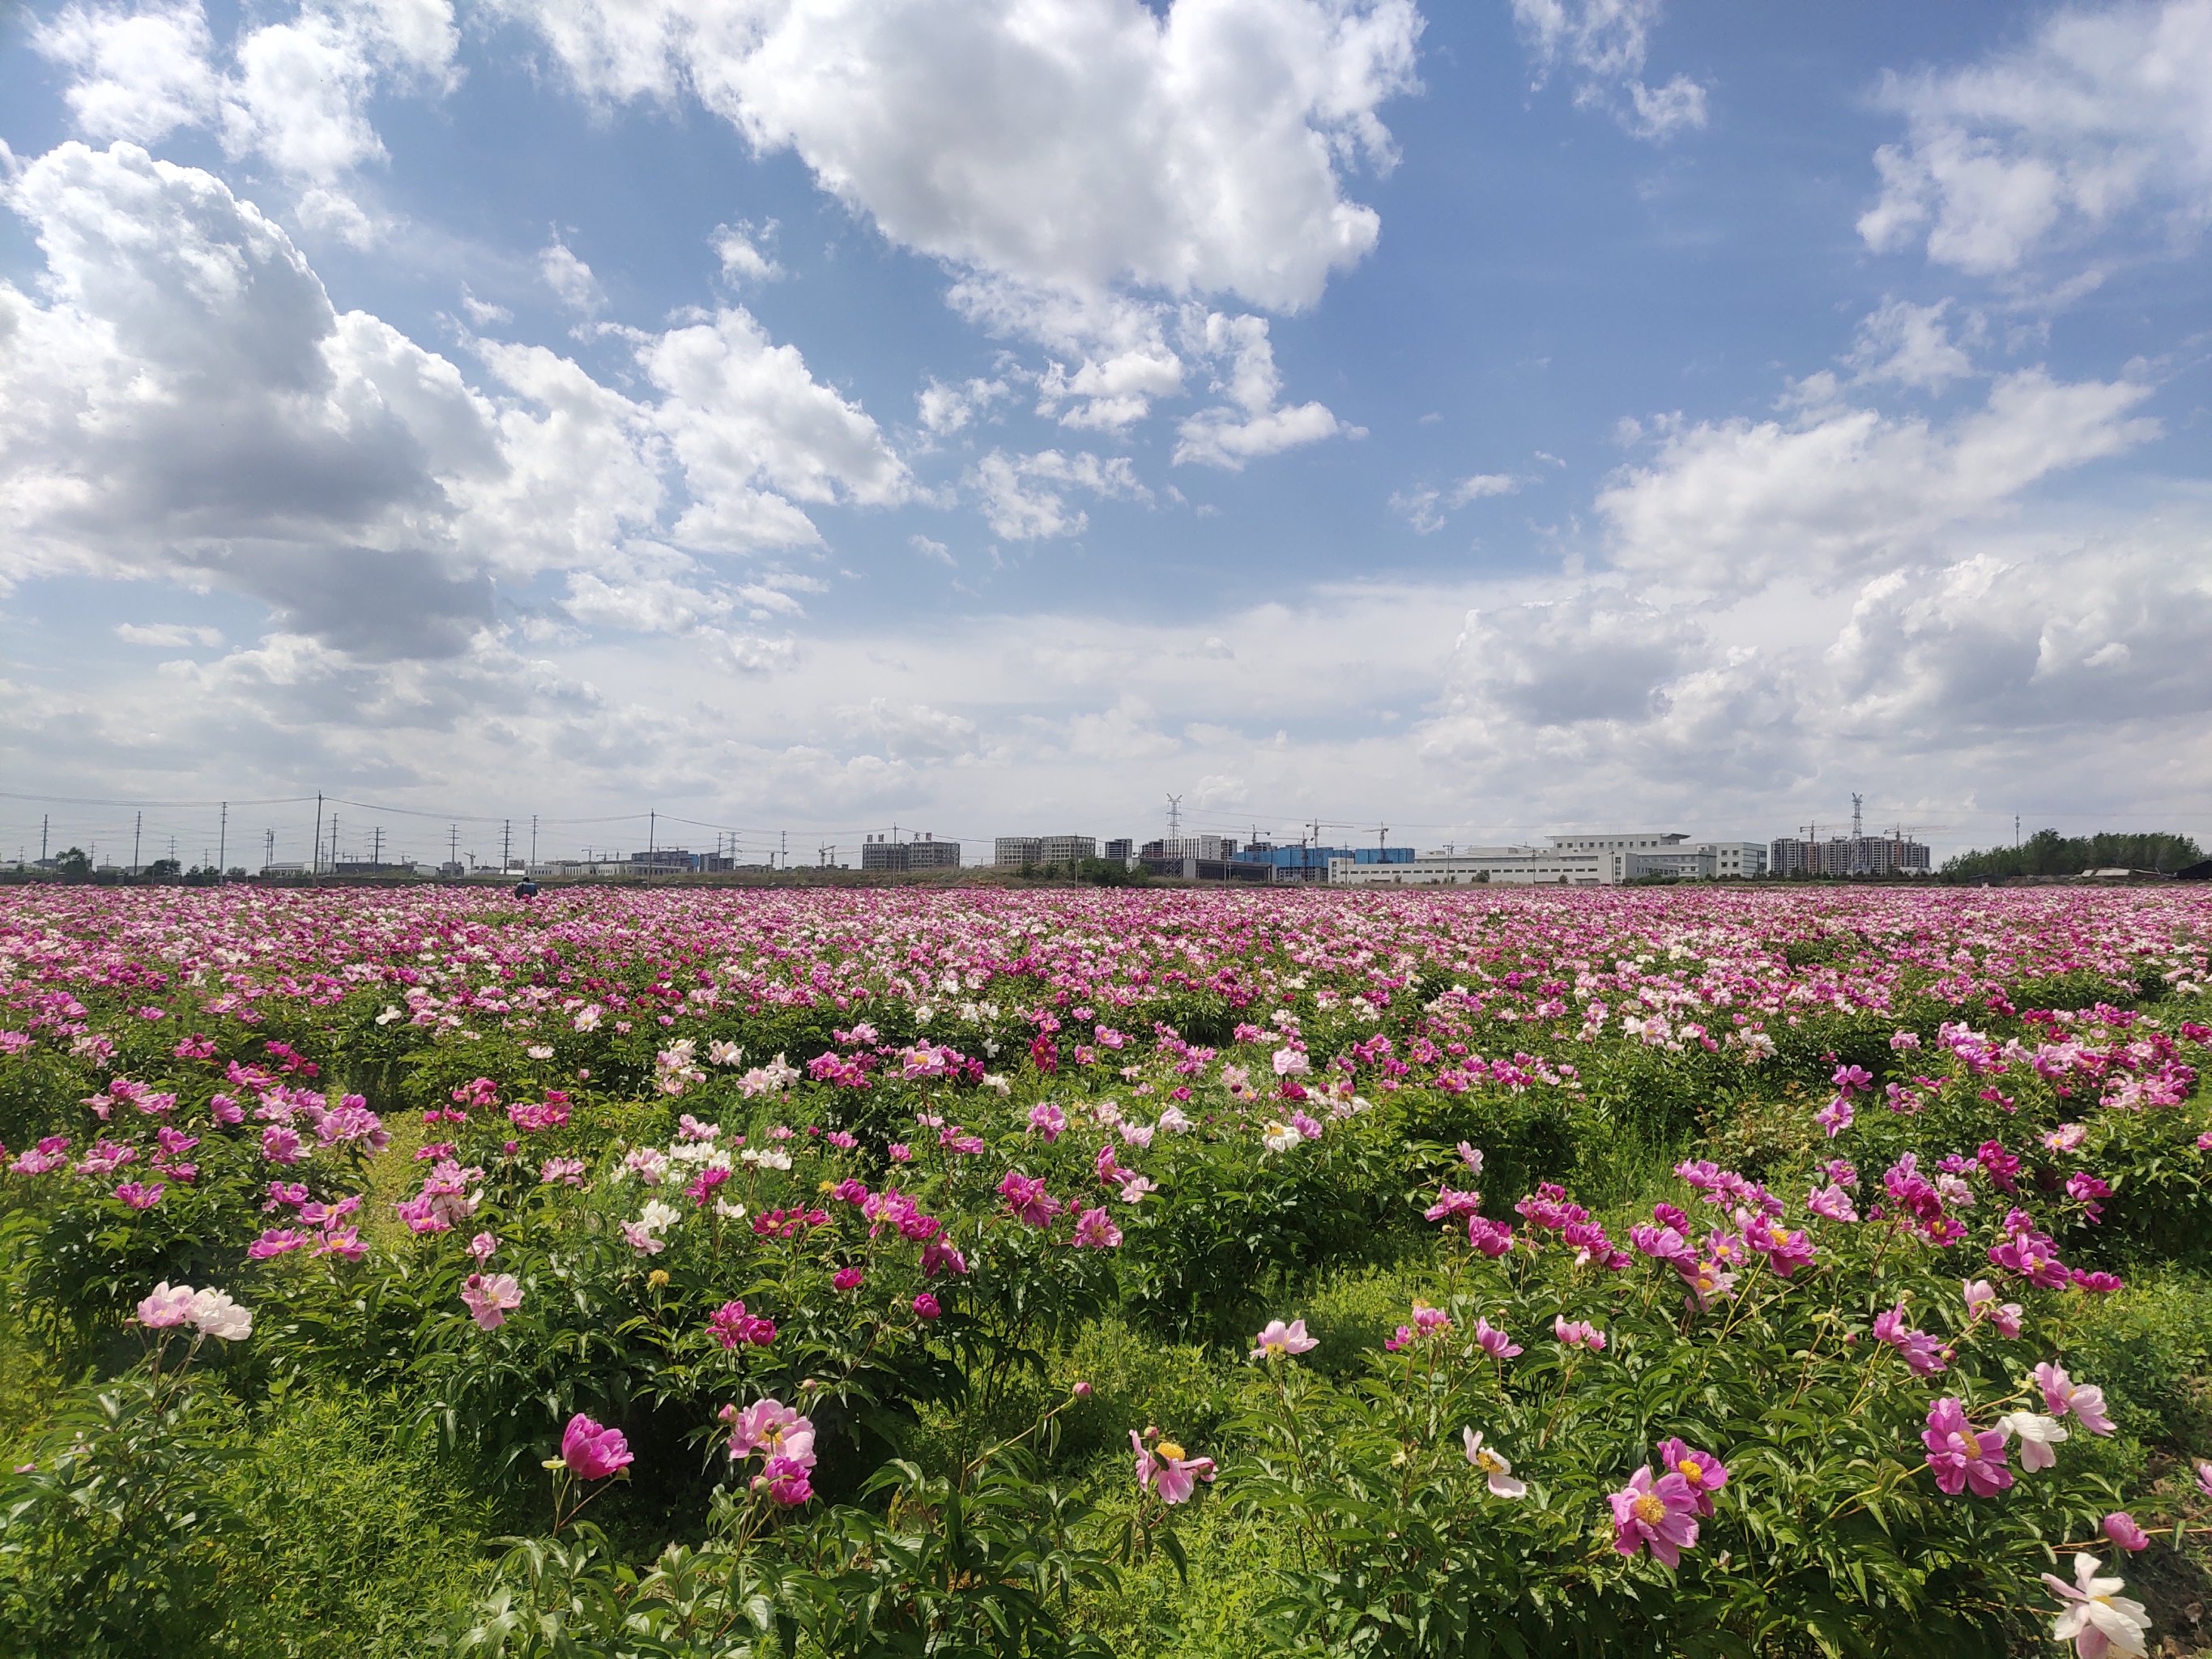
[
  {"left": 1596, "top": 369, "right": 2158, "bottom": 590},
  {"left": 712, "top": 219, "right": 780, "bottom": 284},
  {"left": 1859, "top": 0, "right": 2212, "bottom": 280},
  {"left": 36, "top": 0, "right": 459, "bottom": 220},
  {"left": 1173, "top": 311, "right": 1356, "bottom": 468},
  {"left": 1511, "top": 0, "right": 1708, "bottom": 141},
  {"left": 967, "top": 448, "right": 1150, "bottom": 540},
  {"left": 0, "top": 143, "right": 910, "bottom": 657},
  {"left": 916, "top": 374, "right": 1012, "bottom": 438},
  {"left": 501, "top": 0, "right": 1421, "bottom": 312}
]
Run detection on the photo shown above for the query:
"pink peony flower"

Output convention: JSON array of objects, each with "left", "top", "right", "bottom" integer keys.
[
  {"left": 1609, "top": 1466, "right": 1699, "bottom": 1567},
  {"left": 461, "top": 1272, "right": 522, "bottom": 1330},
  {"left": 724, "top": 1397, "right": 816, "bottom": 1469},
  {"left": 912, "top": 1292, "right": 941, "bottom": 1320},
  {"left": 560, "top": 1414, "right": 633, "bottom": 1480},
  {"left": 1922, "top": 1396, "right": 2012, "bottom": 1496},
  {"left": 138, "top": 1281, "right": 197, "bottom": 1328},
  {"left": 832, "top": 1266, "right": 864, "bottom": 1292},
  {"left": 1250, "top": 1318, "right": 1319, "bottom": 1361},
  {"left": 1554, "top": 1316, "right": 1607, "bottom": 1351},
  {"left": 2035, "top": 1363, "right": 2116, "bottom": 1435},
  {"left": 1963, "top": 1279, "right": 2023, "bottom": 1340},
  {"left": 1132, "top": 1429, "right": 1214, "bottom": 1505}
]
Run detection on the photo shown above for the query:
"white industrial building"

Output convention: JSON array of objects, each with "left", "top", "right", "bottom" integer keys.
[
  {"left": 994, "top": 835, "right": 1098, "bottom": 868},
  {"left": 1328, "top": 832, "right": 1769, "bottom": 888}
]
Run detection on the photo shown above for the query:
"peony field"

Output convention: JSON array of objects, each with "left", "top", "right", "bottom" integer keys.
[{"left": 2, "top": 882, "right": 2210, "bottom": 1657}]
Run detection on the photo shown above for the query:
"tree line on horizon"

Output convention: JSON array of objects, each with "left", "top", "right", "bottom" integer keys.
[{"left": 1940, "top": 828, "right": 2203, "bottom": 881}]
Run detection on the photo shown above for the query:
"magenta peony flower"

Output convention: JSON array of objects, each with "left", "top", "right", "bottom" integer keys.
[
  {"left": 912, "top": 1292, "right": 941, "bottom": 1320},
  {"left": 1474, "top": 1317, "right": 1522, "bottom": 1361},
  {"left": 832, "top": 1266, "right": 863, "bottom": 1292},
  {"left": 1071, "top": 1205, "right": 1123, "bottom": 1248},
  {"left": 2102, "top": 1512, "right": 2150, "bottom": 1553},
  {"left": 1922, "top": 1397, "right": 2012, "bottom": 1496},
  {"left": 1609, "top": 1467, "right": 1699, "bottom": 1567},
  {"left": 560, "top": 1414, "right": 633, "bottom": 1480},
  {"left": 1656, "top": 1438, "right": 1728, "bottom": 1516}
]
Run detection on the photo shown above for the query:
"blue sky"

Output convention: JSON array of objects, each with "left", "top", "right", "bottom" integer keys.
[{"left": 2, "top": 0, "right": 2209, "bottom": 868}]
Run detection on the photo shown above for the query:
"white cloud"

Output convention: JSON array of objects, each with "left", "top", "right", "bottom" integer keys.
[
  {"left": 538, "top": 237, "right": 604, "bottom": 313},
  {"left": 967, "top": 447, "right": 1151, "bottom": 540},
  {"left": 909, "top": 534, "right": 955, "bottom": 567},
  {"left": 115, "top": 621, "right": 224, "bottom": 646},
  {"left": 503, "top": 0, "right": 1421, "bottom": 313},
  {"left": 1511, "top": 0, "right": 1708, "bottom": 141},
  {"left": 36, "top": 0, "right": 459, "bottom": 200},
  {"left": 1844, "top": 297, "right": 1979, "bottom": 391},
  {"left": 1596, "top": 369, "right": 2158, "bottom": 590},
  {"left": 1391, "top": 471, "right": 1521, "bottom": 532},
  {"left": 460, "top": 285, "right": 512, "bottom": 326},
  {"left": 1860, "top": 0, "right": 2212, "bottom": 279},
  {"left": 32, "top": 0, "right": 220, "bottom": 145},
  {"left": 712, "top": 219, "right": 781, "bottom": 283},
  {"left": 0, "top": 143, "right": 909, "bottom": 658},
  {"left": 640, "top": 307, "right": 914, "bottom": 551},
  {"left": 1173, "top": 311, "right": 1354, "bottom": 469},
  {"left": 916, "top": 374, "right": 1011, "bottom": 437}
]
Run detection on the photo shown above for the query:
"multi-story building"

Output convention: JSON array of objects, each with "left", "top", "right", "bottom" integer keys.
[
  {"left": 993, "top": 836, "right": 1042, "bottom": 868},
  {"left": 1239, "top": 843, "right": 1415, "bottom": 882},
  {"left": 1102, "top": 838, "right": 1135, "bottom": 865},
  {"left": 1038, "top": 834, "right": 1097, "bottom": 865},
  {"left": 862, "top": 834, "right": 961, "bottom": 872},
  {"left": 1769, "top": 831, "right": 1929, "bottom": 877}
]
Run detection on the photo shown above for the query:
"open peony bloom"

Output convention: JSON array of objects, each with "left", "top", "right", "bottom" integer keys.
[
  {"left": 1963, "top": 1279, "right": 2023, "bottom": 1340},
  {"left": 560, "top": 1413, "right": 633, "bottom": 1480},
  {"left": 2042, "top": 1553, "right": 2150, "bottom": 1658},
  {"left": 138, "top": 1281, "right": 198, "bottom": 1328},
  {"left": 1250, "top": 1318, "right": 1319, "bottom": 1361},
  {"left": 1997, "top": 1411, "right": 2069, "bottom": 1471},
  {"left": 1609, "top": 1466, "right": 1699, "bottom": 1567},
  {"left": 1656, "top": 1438, "right": 1728, "bottom": 1516},
  {"left": 1461, "top": 1428, "right": 1527, "bottom": 1499},
  {"left": 461, "top": 1272, "right": 523, "bottom": 1331},
  {"left": 186, "top": 1288, "right": 253, "bottom": 1342},
  {"left": 1474, "top": 1317, "right": 1522, "bottom": 1361},
  {"left": 2034, "top": 1363, "right": 2116, "bottom": 1435},
  {"left": 724, "top": 1397, "right": 816, "bottom": 1470},
  {"left": 1922, "top": 1397, "right": 2011, "bottom": 1496},
  {"left": 1132, "top": 1430, "right": 1214, "bottom": 1505},
  {"left": 1554, "top": 1317, "right": 1607, "bottom": 1351}
]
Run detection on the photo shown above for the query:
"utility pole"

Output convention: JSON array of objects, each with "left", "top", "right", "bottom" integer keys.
[
  {"left": 372, "top": 825, "right": 383, "bottom": 868},
  {"left": 780, "top": 830, "right": 787, "bottom": 869},
  {"left": 217, "top": 801, "right": 227, "bottom": 881},
  {"left": 531, "top": 814, "right": 539, "bottom": 867},
  {"left": 330, "top": 814, "right": 339, "bottom": 872},
  {"left": 502, "top": 819, "right": 512, "bottom": 871},
  {"left": 133, "top": 811, "right": 143, "bottom": 876},
  {"left": 649, "top": 810, "right": 656, "bottom": 862},
  {"left": 40, "top": 815, "right": 49, "bottom": 864},
  {"left": 449, "top": 825, "right": 458, "bottom": 871},
  {"left": 313, "top": 793, "right": 324, "bottom": 877},
  {"left": 263, "top": 828, "right": 275, "bottom": 872}
]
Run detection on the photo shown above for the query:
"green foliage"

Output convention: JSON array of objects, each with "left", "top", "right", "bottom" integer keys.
[{"left": 1941, "top": 829, "right": 2203, "bottom": 882}]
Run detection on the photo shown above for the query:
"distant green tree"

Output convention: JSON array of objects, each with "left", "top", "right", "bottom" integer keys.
[
  {"left": 55, "top": 847, "right": 91, "bottom": 883},
  {"left": 144, "top": 858, "right": 182, "bottom": 882},
  {"left": 1941, "top": 829, "right": 2203, "bottom": 881}
]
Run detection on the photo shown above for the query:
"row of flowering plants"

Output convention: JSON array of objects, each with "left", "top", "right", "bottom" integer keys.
[{"left": 0, "top": 884, "right": 2207, "bottom": 1654}]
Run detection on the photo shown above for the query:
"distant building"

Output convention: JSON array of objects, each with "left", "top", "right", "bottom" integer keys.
[
  {"left": 1138, "top": 852, "right": 1272, "bottom": 883},
  {"left": 1769, "top": 830, "right": 1929, "bottom": 878},
  {"left": 1103, "top": 838, "right": 1135, "bottom": 865},
  {"left": 993, "top": 836, "right": 1042, "bottom": 868},
  {"left": 1328, "top": 832, "right": 1770, "bottom": 887},
  {"left": 630, "top": 848, "right": 698, "bottom": 875},
  {"left": 1238, "top": 843, "right": 1414, "bottom": 883},
  {"left": 862, "top": 834, "right": 961, "bottom": 872}
]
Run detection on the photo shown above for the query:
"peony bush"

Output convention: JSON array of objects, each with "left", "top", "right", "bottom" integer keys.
[{"left": 0, "top": 883, "right": 2207, "bottom": 1656}]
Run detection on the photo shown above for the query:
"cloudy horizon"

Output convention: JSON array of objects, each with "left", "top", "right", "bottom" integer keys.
[{"left": 3, "top": 0, "right": 2210, "bottom": 868}]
